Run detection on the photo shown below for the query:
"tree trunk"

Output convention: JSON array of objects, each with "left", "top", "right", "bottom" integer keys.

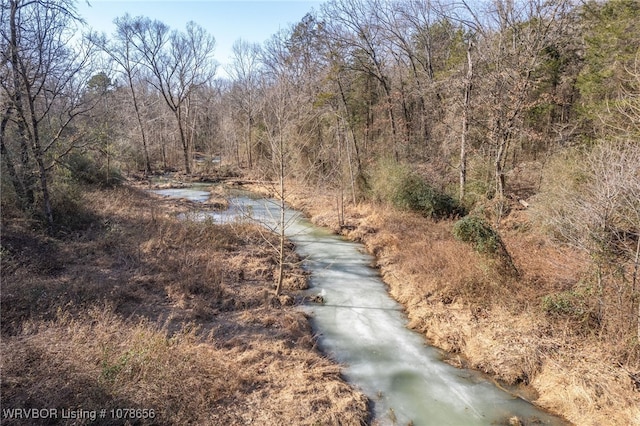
[
  {"left": 9, "top": 0, "right": 35, "bottom": 206},
  {"left": 1, "top": 138, "right": 28, "bottom": 209},
  {"left": 26, "top": 94, "right": 54, "bottom": 228},
  {"left": 275, "top": 133, "right": 286, "bottom": 296},
  {"left": 337, "top": 79, "right": 361, "bottom": 203},
  {"left": 35, "top": 148, "right": 54, "bottom": 228},
  {"left": 383, "top": 84, "right": 400, "bottom": 162},
  {"left": 460, "top": 40, "right": 473, "bottom": 201},
  {"left": 0, "top": 109, "right": 29, "bottom": 209},
  {"left": 176, "top": 108, "right": 191, "bottom": 174},
  {"left": 247, "top": 115, "right": 253, "bottom": 168},
  {"left": 633, "top": 234, "right": 640, "bottom": 340},
  {"left": 128, "top": 75, "right": 152, "bottom": 174}
]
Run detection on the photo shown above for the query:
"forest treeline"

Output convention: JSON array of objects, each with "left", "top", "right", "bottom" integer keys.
[{"left": 1, "top": 0, "right": 639, "bottom": 366}]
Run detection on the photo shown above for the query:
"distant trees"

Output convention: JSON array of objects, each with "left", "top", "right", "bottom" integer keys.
[
  {"left": 4, "top": 0, "right": 635, "bottom": 332},
  {"left": 208, "top": 0, "right": 640, "bottom": 339},
  {"left": 1, "top": 2, "right": 224, "bottom": 226},
  {"left": 576, "top": 0, "right": 640, "bottom": 137},
  {"left": 458, "top": 0, "right": 572, "bottom": 211},
  {"left": 89, "top": 15, "right": 219, "bottom": 175},
  {"left": 78, "top": 72, "right": 121, "bottom": 186}
]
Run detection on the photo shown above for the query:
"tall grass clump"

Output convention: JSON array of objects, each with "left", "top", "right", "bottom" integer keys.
[{"left": 370, "top": 158, "right": 465, "bottom": 219}]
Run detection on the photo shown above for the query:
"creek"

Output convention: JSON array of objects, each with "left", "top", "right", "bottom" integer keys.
[{"left": 152, "top": 187, "right": 567, "bottom": 426}]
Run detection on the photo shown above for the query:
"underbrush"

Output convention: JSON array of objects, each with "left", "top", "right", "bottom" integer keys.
[
  {"left": 0, "top": 185, "right": 369, "bottom": 425},
  {"left": 61, "top": 151, "right": 124, "bottom": 188}
]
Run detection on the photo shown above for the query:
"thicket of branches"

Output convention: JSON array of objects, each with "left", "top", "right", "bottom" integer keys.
[{"left": 2, "top": 0, "right": 639, "bottom": 344}]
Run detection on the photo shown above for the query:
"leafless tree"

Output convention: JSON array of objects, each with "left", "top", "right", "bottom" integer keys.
[
  {"left": 539, "top": 140, "right": 640, "bottom": 338},
  {"left": 255, "top": 27, "right": 322, "bottom": 295},
  {"left": 460, "top": 0, "right": 570, "bottom": 214},
  {"left": 226, "top": 39, "right": 262, "bottom": 168},
  {"left": 129, "top": 18, "right": 217, "bottom": 174},
  {"left": 460, "top": 38, "right": 473, "bottom": 201},
  {"left": 1, "top": 0, "right": 95, "bottom": 228},
  {"left": 90, "top": 14, "right": 154, "bottom": 174}
]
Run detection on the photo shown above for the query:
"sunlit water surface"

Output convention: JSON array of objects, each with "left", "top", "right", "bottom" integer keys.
[{"left": 152, "top": 188, "right": 567, "bottom": 426}]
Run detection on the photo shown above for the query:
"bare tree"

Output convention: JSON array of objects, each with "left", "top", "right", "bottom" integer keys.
[
  {"left": 129, "top": 18, "right": 217, "bottom": 174},
  {"left": 90, "top": 14, "right": 154, "bottom": 174},
  {"left": 1, "top": 0, "right": 95, "bottom": 228},
  {"left": 256, "top": 27, "right": 322, "bottom": 295},
  {"left": 460, "top": 38, "right": 473, "bottom": 201},
  {"left": 539, "top": 140, "right": 640, "bottom": 338},
  {"left": 226, "top": 39, "right": 262, "bottom": 168},
  {"left": 460, "top": 0, "right": 570, "bottom": 214},
  {"left": 608, "top": 57, "right": 640, "bottom": 339}
]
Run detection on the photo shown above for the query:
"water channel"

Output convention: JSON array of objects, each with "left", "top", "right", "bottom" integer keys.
[{"left": 152, "top": 187, "right": 567, "bottom": 426}]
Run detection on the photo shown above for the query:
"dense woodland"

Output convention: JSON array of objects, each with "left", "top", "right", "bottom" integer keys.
[{"left": 2, "top": 0, "right": 640, "bottom": 419}]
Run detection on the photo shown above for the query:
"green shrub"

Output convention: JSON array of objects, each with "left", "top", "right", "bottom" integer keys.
[
  {"left": 452, "top": 216, "right": 501, "bottom": 254},
  {"left": 542, "top": 291, "right": 582, "bottom": 316},
  {"left": 453, "top": 216, "right": 520, "bottom": 278},
  {"left": 453, "top": 216, "right": 520, "bottom": 277},
  {"left": 370, "top": 158, "right": 465, "bottom": 219}
]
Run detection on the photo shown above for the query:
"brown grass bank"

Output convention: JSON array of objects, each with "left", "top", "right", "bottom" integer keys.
[
  {"left": 275, "top": 184, "right": 640, "bottom": 426},
  {"left": 0, "top": 185, "right": 369, "bottom": 425}
]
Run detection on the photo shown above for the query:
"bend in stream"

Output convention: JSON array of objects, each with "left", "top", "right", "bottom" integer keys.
[{"left": 151, "top": 188, "right": 568, "bottom": 426}]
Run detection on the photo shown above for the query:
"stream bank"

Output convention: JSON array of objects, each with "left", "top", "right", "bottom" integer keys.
[
  {"left": 250, "top": 184, "right": 639, "bottom": 426},
  {"left": 155, "top": 185, "right": 567, "bottom": 425},
  {"left": 1, "top": 184, "right": 371, "bottom": 425}
]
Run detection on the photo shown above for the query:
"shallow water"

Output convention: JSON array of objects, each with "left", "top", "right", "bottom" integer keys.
[
  {"left": 151, "top": 188, "right": 211, "bottom": 202},
  {"left": 152, "top": 188, "right": 567, "bottom": 426}
]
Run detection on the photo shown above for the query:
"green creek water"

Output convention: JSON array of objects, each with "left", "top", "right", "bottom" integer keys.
[{"left": 152, "top": 187, "right": 568, "bottom": 426}]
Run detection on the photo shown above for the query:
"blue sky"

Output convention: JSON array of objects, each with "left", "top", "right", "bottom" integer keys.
[{"left": 77, "top": 0, "right": 323, "bottom": 75}]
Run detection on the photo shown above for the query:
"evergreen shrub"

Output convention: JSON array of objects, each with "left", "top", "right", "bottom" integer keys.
[
  {"left": 452, "top": 216, "right": 501, "bottom": 255},
  {"left": 370, "top": 158, "right": 465, "bottom": 219},
  {"left": 542, "top": 291, "right": 586, "bottom": 317},
  {"left": 541, "top": 289, "right": 599, "bottom": 330}
]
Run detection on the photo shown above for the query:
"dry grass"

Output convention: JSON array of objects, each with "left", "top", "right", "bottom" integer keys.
[
  {"left": 1, "top": 185, "right": 369, "bottom": 425},
  {"left": 282, "top": 182, "right": 640, "bottom": 426}
]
